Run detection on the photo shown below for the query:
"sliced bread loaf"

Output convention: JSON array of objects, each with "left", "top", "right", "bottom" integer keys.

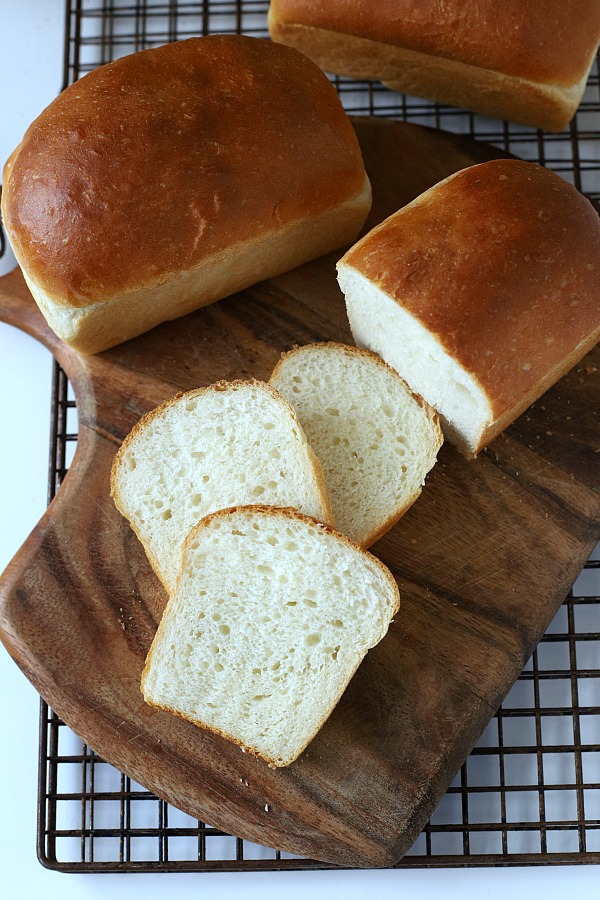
[
  {"left": 110, "top": 380, "right": 333, "bottom": 592},
  {"left": 270, "top": 343, "right": 442, "bottom": 547},
  {"left": 141, "top": 505, "right": 400, "bottom": 767},
  {"left": 337, "top": 159, "right": 600, "bottom": 456}
]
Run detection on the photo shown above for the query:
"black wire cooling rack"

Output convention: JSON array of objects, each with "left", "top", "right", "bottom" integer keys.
[{"left": 3, "top": 0, "right": 599, "bottom": 872}]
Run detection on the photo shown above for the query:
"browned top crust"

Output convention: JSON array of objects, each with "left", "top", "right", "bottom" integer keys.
[
  {"left": 269, "top": 1, "right": 600, "bottom": 86},
  {"left": 2, "top": 35, "right": 366, "bottom": 308},
  {"left": 340, "top": 159, "right": 600, "bottom": 414}
]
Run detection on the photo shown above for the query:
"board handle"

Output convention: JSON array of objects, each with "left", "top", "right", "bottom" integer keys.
[{"left": 0, "top": 268, "right": 68, "bottom": 357}]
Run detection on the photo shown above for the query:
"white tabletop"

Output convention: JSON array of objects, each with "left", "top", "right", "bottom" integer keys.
[{"left": 1, "top": 2, "right": 599, "bottom": 897}]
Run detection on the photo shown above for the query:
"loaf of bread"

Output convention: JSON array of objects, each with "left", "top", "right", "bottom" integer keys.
[
  {"left": 337, "top": 159, "right": 600, "bottom": 457},
  {"left": 141, "top": 505, "right": 400, "bottom": 767},
  {"left": 268, "top": 1, "right": 600, "bottom": 131},
  {"left": 270, "top": 342, "right": 442, "bottom": 547},
  {"left": 2, "top": 35, "right": 371, "bottom": 354},
  {"left": 110, "top": 380, "right": 333, "bottom": 592}
]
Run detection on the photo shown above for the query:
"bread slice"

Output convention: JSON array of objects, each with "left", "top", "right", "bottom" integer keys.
[
  {"left": 141, "top": 505, "right": 400, "bottom": 767},
  {"left": 338, "top": 159, "right": 600, "bottom": 457},
  {"left": 110, "top": 380, "right": 333, "bottom": 592},
  {"left": 270, "top": 343, "right": 442, "bottom": 547}
]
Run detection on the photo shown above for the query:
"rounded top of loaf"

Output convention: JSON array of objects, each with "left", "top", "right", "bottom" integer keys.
[
  {"left": 270, "top": 0, "right": 600, "bottom": 86},
  {"left": 1, "top": 34, "right": 366, "bottom": 308},
  {"left": 339, "top": 158, "right": 600, "bottom": 416}
]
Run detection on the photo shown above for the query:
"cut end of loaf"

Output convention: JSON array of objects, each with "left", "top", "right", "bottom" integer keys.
[
  {"left": 337, "top": 266, "right": 492, "bottom": 458},
  {"left": 141, "top": 505, "right": 400, "bottom": 766}
]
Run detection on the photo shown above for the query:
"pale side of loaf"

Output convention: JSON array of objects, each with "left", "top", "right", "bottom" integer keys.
[
  {"left": 141, "top": 505, "right": 400, "bottom": 767},
  {"left": 268, "top": 1, "right": 600, "bottom": 131},
  {"left": 110, "top": 380, "right": 333, "bottom": 593},
  {"left": 337, "top": 159, "right": 600, "bottom": 458},
  {"left": 1, "top": 34, "right": 371, "bottom": 354},
  {"left": 270, "top": 342, "right": 442, "bottom": 547}
]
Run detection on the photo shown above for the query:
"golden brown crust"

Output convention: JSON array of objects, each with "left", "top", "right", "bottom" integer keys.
[
  {"left": 269, "top": 21, "right": 593, "bottom": 132},
  {"left": 2, "top": 35, "right": 367, "bottom": 309},
  {"left": 269, "top": 1, "right": 600, "bottom": 86},
  {"left": 16, "top": 177, "right": 370, "bottom": 355},
  {"left": 340, "top": 159, "right": 600, "bottom": 438},
  {"left": 269, "top": 4, "right": 600, "bottom": 130}
]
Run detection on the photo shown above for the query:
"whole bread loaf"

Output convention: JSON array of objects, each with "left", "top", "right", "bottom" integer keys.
[
  {"left": 270, "top": 342, "right": 442, "bottom": 547},
  {"left": 337, "top": 159, "right": 600, "bottom": 457},
  {"left": 269, "top": 1, "right": 600, "bottom": 131},
  {"left": 141, "top": 505, "right": 400, "bottom": 767},
  {"left": 111, "top": 380, "right": 333, "bottom": 592},
  {"left": 2, "top": 34, "right": 370, "bottom": 353}
]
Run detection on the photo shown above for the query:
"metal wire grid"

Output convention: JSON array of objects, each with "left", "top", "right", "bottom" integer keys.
[{"left": 6, "top": 0, "right": 596, "bottom": 871}]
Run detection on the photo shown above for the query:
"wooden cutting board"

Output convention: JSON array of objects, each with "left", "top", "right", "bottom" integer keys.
[{"left": 0, "top": 118, "right": 598, "bottom": 868}]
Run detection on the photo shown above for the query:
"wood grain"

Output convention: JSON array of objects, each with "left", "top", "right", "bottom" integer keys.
[{"left": 0, "top": 118, "right": 598, "bottom": 868}]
